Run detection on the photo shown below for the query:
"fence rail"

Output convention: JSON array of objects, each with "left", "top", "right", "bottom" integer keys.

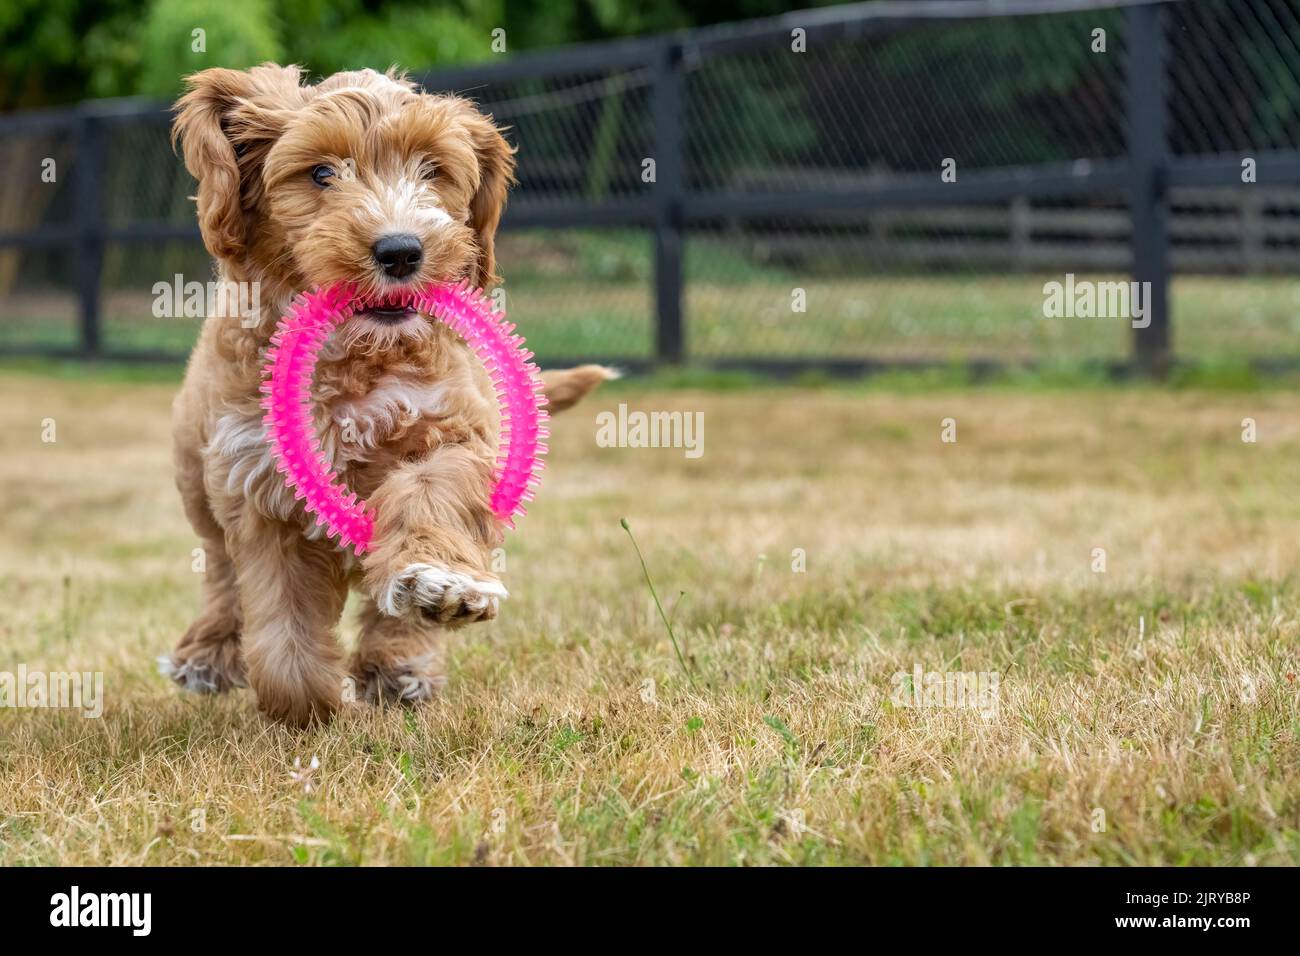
[{"left": 0, "top": 0, "right": 1298, "bottom": 373}]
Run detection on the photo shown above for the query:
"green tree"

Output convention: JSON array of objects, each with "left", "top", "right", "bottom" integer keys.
[
  {"left": 277, "top": 0, "right": 498, "bottom": 80},
  {"left": 138, "top": 0, "right": 283, "bottom": 97},
  {"left": 0, "top": 0, "right": 850, "bottom": 108},
  {"left": 0, "top": 0, "right": 142, "bottom": 108}
]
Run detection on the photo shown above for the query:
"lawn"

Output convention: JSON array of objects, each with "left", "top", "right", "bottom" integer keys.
[
  {"left": 4, "top": 272, "right": 1300, "bottom": 365},
  {"left": 1, "top": 367, "right": 1298, "bottom": 865}
]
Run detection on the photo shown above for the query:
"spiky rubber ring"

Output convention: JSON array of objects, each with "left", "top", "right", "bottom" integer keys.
[{"left": 259, "top": 281, "right": 549, "bottom": 555}]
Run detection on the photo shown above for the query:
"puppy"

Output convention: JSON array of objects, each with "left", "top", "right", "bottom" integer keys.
[{"left": 162, "top": 65, "right": 610, "bottom": 725}]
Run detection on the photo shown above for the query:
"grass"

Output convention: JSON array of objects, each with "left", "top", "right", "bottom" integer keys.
[
  {"left": 5, "top": 273, "right": 1300, "bottom": 364},
  {"left": 1, "top": 368, "right": 1299, "bottom": 865}
]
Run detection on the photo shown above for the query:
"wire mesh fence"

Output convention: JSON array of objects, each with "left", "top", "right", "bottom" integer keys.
[{"left": 0, "top": 0, "right": 1298, "bottom": 371}]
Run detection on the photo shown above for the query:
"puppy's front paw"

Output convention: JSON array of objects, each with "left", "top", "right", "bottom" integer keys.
[
  {"left": 158, "top": 637, "right": 246, "bottom": 694},
  {"left": 379, "top": 563, "right": 506, "bottom": 626}
]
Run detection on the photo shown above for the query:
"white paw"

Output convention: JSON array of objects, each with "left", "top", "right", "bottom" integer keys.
[
  {"left": 158, "top": 655, "right": 222, "bottom": 694},
  {"left": 379, "top": 563, "right": 507, "bottom": 626}
]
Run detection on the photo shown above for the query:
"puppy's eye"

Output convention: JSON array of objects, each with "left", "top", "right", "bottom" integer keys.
[
  {"left": 311, "top": 164, "right": 336, "bottom": 187},
  {"left": 418, "top": 162, "right": 437, "bottom": 182}
]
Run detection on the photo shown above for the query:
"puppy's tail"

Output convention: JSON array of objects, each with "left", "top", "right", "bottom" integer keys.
[{"left": 540, "top": 364, "right": 619, "bottom": 413}]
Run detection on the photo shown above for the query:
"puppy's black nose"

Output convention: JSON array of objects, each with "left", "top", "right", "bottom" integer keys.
[{"left": 371, "top": 234, "right": 423, "bottom": 280}]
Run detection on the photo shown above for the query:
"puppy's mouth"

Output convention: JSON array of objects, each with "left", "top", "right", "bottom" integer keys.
[
  {"left": 362, "top": 305, "right": 418, "bottom": 325},
  {"left": 357, "top": 291, "right": 422, "bottom": 325}
]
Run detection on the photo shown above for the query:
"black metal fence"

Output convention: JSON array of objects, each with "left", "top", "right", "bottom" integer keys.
[{"left": 1, "top": 0, "right": 1299, "bottom": 373}]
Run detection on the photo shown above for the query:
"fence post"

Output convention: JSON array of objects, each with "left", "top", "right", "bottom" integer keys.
[
  {"left": 74, "top": 107, "right": 104, "bottom": 357},
  {"left": 652, "top": 40, "right": 685, "bottom": 365},
  {"left": 1126, "top": 2, "right": 1170, "bottom": 376}
]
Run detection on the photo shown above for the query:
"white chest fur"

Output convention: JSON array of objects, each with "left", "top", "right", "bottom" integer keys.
[
  {"left": 205, "top": 373, "right": 447, "bottom": 536},
  {"left": 326, "top": 375, "right": 448, "bottom": 463}
]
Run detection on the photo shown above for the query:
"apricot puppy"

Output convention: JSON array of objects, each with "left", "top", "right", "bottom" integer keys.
[{"left": 162, "top": 65, "right": 609, "bottom": 725}]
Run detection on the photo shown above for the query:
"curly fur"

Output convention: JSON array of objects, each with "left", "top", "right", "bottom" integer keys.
[{"left": 162, "top": 65, "right": 611, "bottom": 725}]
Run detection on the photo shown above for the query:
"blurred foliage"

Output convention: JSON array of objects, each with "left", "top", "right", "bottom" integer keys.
[
  {"left": 868, "top": 12, "right": 1127, "bottom": 166},
  {"left": 138, "top": 0, "right": 283, "bottom": 97},
  {"left": 0, "top": 0, "right": 846, "bottom": 109}
]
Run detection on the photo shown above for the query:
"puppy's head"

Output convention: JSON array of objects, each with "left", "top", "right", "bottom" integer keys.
[{"left": 172, "top": 64, "right": 514, "bottom": 335}]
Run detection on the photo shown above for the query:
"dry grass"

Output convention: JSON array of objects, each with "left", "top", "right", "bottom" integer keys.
[{"left": 1, "top": 368, "right": 1298, "bottom": 865}]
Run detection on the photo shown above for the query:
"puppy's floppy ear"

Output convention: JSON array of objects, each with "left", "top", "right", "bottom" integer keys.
[
  {"left": 171, "top": 65, "right": 299, "bottom": 260},
  {"left": 464, "top": 111, "right": 516, "bottom": 287}
]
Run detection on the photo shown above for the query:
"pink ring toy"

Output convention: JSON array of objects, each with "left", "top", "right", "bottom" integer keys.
[{"left": 259, "top": 281, "right": 549, "bottom": 555}]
